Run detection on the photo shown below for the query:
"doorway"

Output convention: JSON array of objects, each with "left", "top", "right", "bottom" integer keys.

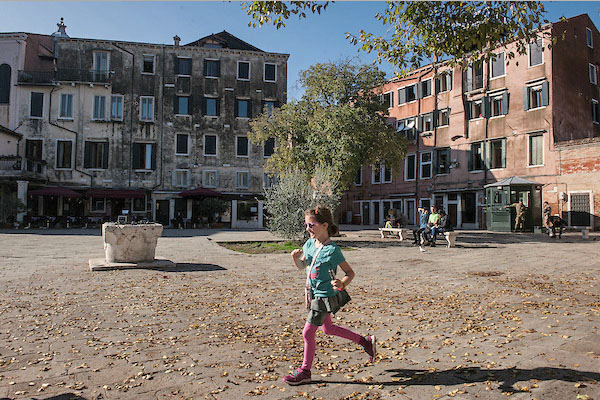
[
  {"left": 156, "top": 200, "right": 169, "bottom": 226},
  {"left": 362, "top": 202, "right": 370, "bottom": 225}
]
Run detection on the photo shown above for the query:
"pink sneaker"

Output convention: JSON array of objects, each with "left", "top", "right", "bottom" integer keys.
[
  {"left": 363, "top": 335, "right": 377, "bottom": 362},
  {"left": 282, "top": 368, "right": 311, "bottom": 385}
]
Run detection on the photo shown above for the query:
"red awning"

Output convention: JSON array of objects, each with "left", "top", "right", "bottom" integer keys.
[
  {"left": 179, "top": 188, "right": 221, "bottom": 197},
  {"left": 86, "top": 189, "right": 146, "bottom": 199},
  {"left": 29, "top": 186, "right": 83, "bottom": 198}
]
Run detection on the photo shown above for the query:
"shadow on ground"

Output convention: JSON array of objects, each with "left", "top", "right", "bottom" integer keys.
[
  {"left": 0, "top": 394, "right": 88, "bottom": 400},
  {"left": 149, "top": 263, "right": 226, "bottom": 272},
  {"left": 311, "top": 367, "right": 600, "bottom": 393}
]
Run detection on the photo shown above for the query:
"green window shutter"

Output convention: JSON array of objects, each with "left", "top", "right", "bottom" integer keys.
[
  {"left": 482, "top": 96, "right": 491, "bottom": 118},
  {"left": 173, "top": 95, "right": 178, "bottom": 114},
  {"left": 84, "top": 142, "right": 91, "bottom": 168},
  {"left": 132, "top": 143, "right": 140, "bottom": 169},
  {"left": 102, "top": 142, "right": 109, "bottom": 169},
  {"left": 216, "top": 98, "right": 220, "bottom": 116},
  {"left": 467, "top": 148, "right": 473, "bottom": 171},
  {"left": 201, "top": 97, "right": 206, "bottom": 116},
  {"left": 398, "top": 88, "right": 406, "bottom": 104},
  {"left": 247, "top": 99, "right": 252, "bottom": 118},
  {"left": 501, "top": 139, "right": 506, "bottom": 168},
  {"left": 234, "top": 99, "right": 239, "bottom": 118},
  {"left": 435, "top": 77, "right": 440, "bottom": 94},
  {"left": 203, "top": 59, "right": 208, "bottom": 76},
  {"left": 484, "top": 141, "right": 491, "bottom": 169},
  {"left": 174, "top": 56, "right": 179, "bottom": 75},
  {"left": 216, "top": 60, "right": 221, "bottom": 77},
  {"left": 502, "top": 92, "right": 509, "bottom": 115},
  {"left": 465, "top": 101, "right": 471, "bottom": 120},
  {"left": 541, "top": 81, "right": 549, "bottom": 106},
  {"left": 151, "top": 144, "right": 157, "bottom": 170},
  {"left": 523, "top": 87, "right": 529, "bottom": 111}
]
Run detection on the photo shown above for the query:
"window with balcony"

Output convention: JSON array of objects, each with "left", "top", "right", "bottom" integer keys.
[
  {"left": 133, "top": 143, "right": 156, "bottom": 170},
  {"left": 56, "top": 140, "right": 72, "bottom": 169},
  {"left": 93, "top": 51, "right": 109, "bottom": 81},
  {"left": 59, "top": 94, "right": 73, "bottom": 119},
  {"left": 84, "top": 141, "right": 108, "bottom": 169}
]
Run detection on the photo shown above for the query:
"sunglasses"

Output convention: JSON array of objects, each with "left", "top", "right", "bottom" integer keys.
[{"left": 304, "top": 222, "right": 321, "bottom": 229}]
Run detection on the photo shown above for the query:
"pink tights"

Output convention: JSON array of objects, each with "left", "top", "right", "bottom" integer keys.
[{"left": 301, "top": 314, "right": 364, "bottom": 371}]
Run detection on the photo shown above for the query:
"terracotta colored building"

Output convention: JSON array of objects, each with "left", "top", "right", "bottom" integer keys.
[{"left": 340, "top": 14, "right": 600, "bottom": 231}]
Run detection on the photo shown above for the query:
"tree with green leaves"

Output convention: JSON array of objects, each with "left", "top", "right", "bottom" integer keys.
[
  {"left": 249, "top": 59, "right": 406, "bottom": 191},
  {"left": 242, "top": 1, "right": 548, "bottom": 76},
  {"left": 263, "top": 167, "right": 340, "bottom": 240}
]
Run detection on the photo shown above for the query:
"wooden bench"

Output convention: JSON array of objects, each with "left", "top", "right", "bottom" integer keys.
[
  {"left": 379, "top": 227, "right": 409, "bottom": 241},
  {"left": 443, "top": 231, "right": 458, "bottom": 248}
]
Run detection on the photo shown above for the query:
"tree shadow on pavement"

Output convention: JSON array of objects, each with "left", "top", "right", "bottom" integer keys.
[
  {"left": 147, "top": 263, "right": 226, "bottom": 272},
  {"left": 0, "top": 393, "right": 89, "bottom": 400},
  {"left": 312, "top": 367, "right": 600, "bottom": 393}
]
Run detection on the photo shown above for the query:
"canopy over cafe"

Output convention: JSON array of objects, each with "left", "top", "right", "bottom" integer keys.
[{"left": 485, "top": 177, "right": 543, "bottom": 232}]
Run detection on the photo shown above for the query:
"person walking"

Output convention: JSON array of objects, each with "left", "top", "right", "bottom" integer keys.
[
  {"left": 505, "top": 200, "right": 527, "bottom": 232},
  {"left": 283, "top": 206, "right": 376, "bottom": 386}
]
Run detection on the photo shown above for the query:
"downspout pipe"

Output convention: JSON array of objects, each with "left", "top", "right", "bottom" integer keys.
[
  {"left": 153, "top": 44, "right": 165, "bottom": 190},
  {"left": 112, "top": 43, "right": 135, "bottom": 188}
]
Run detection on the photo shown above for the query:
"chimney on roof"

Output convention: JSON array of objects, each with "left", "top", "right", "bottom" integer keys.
[
  {"left": 52, "top": 17, "right": 69, "bottom": 38},
  {"left": 173, "top": 35, "right": 181, "bottom": 46}
]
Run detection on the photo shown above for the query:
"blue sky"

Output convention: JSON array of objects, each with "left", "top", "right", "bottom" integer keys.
[{"left": 2, "top": 1, "right": 599, "bottom": 100}]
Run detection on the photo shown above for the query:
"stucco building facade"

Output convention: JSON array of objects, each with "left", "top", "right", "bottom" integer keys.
[
  {"left": 0, "top": 20, "right": 288, "bottom": 228},
  {"left": 341, "top": 14, "right": 600, "bottom": 231}
]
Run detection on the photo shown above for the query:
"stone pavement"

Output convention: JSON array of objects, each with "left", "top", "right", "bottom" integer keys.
[{"left": 0, "top": 227, "right": 598, "bottom": 400}]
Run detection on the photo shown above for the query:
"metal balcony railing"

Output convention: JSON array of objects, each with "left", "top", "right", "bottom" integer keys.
[
  {"left": 0, "top": 156, "right": 22, "bottom": 171},
  {"left": 18, "top": 69, "right": 112, "bottom": 85},
  {"left": 56, "top": 68, "right": 111, "bottom": 83},
  {"left": 17, "top": 70, "right": 55, "bottom": 85},
  {"left": 25, "top": 158, "right": 46, "bottom": 174}
]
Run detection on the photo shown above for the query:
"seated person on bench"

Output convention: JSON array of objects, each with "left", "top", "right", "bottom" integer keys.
[
  {"left": 423, "top": 206, "right": 440, "bottom": 246},
  {"left": 384, "top": 209, "right": 397, "bottom": 229},
  {"left": 431, "top": 210, "right": 453, "bottom": 245}
]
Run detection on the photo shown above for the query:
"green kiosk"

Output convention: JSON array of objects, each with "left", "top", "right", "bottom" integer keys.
[{"left": 485, "top": 177, "right": 543, "bottom": 232}]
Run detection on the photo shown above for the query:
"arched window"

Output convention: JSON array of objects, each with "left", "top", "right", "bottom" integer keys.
[{"left": 0, "top": 64, "right": 11, "bottom": 104}]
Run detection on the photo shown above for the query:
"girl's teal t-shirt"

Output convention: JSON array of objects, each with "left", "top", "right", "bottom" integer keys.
[{"left": 303, "top": 238, "right": 345, "bottom": 298}]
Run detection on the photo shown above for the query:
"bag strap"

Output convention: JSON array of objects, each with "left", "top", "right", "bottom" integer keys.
[{"left": 306, "top": 239, "right": 331, "bottom": 285}]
